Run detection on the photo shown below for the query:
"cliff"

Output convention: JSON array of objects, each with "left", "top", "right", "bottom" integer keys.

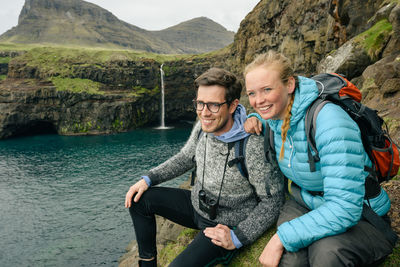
[
  {"left": 0, "top": 47, "right": 229, "bottom": 138},
  {"left": 231, "top": 0, "right": 400, "bottom": 143},
  {"left": 0, "top": 0, "right": 399, "bottom": 142},
  {"left": 0, "top": 0, "right": 234, "bottom": 54}
]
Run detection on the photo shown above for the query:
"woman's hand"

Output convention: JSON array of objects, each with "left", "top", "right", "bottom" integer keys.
[
  {"left": 244, "top": 116, "right": 263, "bottom": 135},
  {"left": 259, "top": 233, "right": 284, "bottom": 267},
  {"left": 203, "top": 224, "right": 236, "bottom": 250},
  {"left": 124, "top": 178, "right": 149, "bottom": 208}
]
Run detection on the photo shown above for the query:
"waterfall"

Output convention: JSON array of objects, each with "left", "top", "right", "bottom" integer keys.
[
  {"left": 160, "top": 63, "right": 166, "bottom": 127},
  {"left": 155, "top": 64, "right": 172, "bottom": 129}
]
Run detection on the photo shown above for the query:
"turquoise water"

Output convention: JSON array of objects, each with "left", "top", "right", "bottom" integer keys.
[{"left": 0, "top": 125, "right": 192, "bottom": 267}]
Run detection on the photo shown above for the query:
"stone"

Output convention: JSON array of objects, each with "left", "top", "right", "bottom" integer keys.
[
  {"left": 317, "top": 41, "right": 371, "bottom": 79},
  {"left": 381, "top": 78, "right": 400, "bottom": 96}
]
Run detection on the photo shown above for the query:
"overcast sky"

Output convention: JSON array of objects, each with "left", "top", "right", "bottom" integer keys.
[{"left": 0, "top": 0, "right": 260, "bottom": 35}]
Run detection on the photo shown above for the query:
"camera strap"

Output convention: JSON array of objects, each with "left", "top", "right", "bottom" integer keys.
[{"left": 200, "top": 133, "right": 234, "bottom": 205}]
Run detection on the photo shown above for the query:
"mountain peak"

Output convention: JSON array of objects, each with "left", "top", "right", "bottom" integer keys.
[{"left": 0, "top": 0, "right": 234, "bottom": 54}]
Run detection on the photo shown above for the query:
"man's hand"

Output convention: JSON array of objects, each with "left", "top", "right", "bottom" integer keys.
[
  {"left": 203, "top": 224, "right": 236, "bottom": 250},
  {"left": 124, "top": 178, "right": 149, "bottom": 208},
  {"left": 259, "top": 233, "right": 284, "bottom": 267},
  {"left": 244, "top": 116, "right": 262, "bottom": 135}
]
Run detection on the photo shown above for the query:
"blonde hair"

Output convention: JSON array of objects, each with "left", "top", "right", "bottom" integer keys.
[{"left": 245, "top": 51, "right": 296, "bottom": 160}]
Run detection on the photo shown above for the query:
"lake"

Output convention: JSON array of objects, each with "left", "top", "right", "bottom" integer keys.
[{"left": 0, "top": 124, "right": 192, "bottom": 266}]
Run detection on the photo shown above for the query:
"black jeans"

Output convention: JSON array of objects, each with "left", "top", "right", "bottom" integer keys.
[{"left": 129, "top": 186, "right": 236, "bottom": 267}]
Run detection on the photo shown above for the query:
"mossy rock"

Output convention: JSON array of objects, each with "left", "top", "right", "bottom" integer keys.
[
  {"left": 354, "top": 19, "right": 393, "bottom": 60},
  {"left": 159, "top": 226, "right": 400, "bottom": 266}
]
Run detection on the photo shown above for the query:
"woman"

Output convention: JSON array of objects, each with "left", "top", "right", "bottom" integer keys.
[{"left": 244, "top": 51, "right": 395, "bottom": 267}]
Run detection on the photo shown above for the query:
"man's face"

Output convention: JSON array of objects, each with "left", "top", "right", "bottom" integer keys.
[{"left": 196, "top": 85, "right": 237, "bottom": 136}]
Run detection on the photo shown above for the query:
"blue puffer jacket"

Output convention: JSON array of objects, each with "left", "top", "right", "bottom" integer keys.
[{"left": 250, "top": 76, "right": 391, "bottom": 252}]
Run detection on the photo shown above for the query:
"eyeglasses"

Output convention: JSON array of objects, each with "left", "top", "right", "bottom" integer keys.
[{"left": 192, "top": 100, "right": 228, "bottom": 113}]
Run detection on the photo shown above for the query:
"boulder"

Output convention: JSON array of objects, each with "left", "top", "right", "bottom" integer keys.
[{"left": 317, "top": 41, "right": 371, "bottom": 79}]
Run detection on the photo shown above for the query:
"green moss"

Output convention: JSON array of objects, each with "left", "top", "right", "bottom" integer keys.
[
  {"left": 0, "top": 42, "right": 188, "bottom": 63},
  {"left": 130, "top": 86, "right": 159, "bottom": 97},
  {"left": 0, "top": 75, "right": 6, "bottom": 81},
  {"left": 383, "top": 117, "right": 400, "bottom": 137},
  {"left": 0, "top": 57, "right": 10, "bottom": 64},
  {"left": 159, "top": 229, "right": 199, "bottom": 266},
  {"left": 229, "top": 227, "right": 276, "bottom": 266},
  {"left": 112, "top": 119, "right": 124, "bottom": 131},
  {"left": 1, "top": 44, "right": 191, "bottom": 79},
  {"left": 159, "top": 225, "right": 400, "bottom": 266},
  {"left": 355, "top": 19, "right": 393, "bottom": 60},
  {"left": 71, "top": 121, "right": 96, "bottom": 133},
  {"left": 158, "top": 227, "right": 275, "bottom": 266},
  {"left": 0, "top": 42, "right": 39, "bottom": 51},
  {"left": 50, "top": 77, "right": 103, "bottom": 94},
  {"left": 382, "top": 244, "right": 400, "bottom": 266}
]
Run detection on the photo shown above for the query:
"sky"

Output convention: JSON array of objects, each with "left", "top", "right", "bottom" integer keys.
[{"left": 0, "top": 0, "right": 260, "bottom": 35}]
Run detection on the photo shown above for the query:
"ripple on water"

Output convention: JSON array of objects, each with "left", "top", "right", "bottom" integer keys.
[{"left": 0, "top": 125, "right": 192, "bottom": 266}]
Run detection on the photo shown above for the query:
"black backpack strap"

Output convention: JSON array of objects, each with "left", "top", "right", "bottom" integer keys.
[
  {"left": 263, "top": 123, "right": 278, "bottom": 169},
  {"left": 228, "top": 135, "right": 250, "bottom": 179},
  {"left": 362, "top": 203, "right": 398, "bottom": 247},
  {"left": 304, "top": 99, "right": 329, "bottom": 172},
  {"left": 191, "top": 129, "right": 205, "bottom": 186},
  {"left": 228, "top": 135, "right": 261, "bottom": 202}
]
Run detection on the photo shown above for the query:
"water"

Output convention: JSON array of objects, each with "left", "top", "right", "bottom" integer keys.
[{"left": 0, "top": 125, "right": 192, "bottom": 267}]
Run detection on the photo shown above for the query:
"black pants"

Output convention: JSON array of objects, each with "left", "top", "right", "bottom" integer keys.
[{"left": 129, "top": 187, "right": 236, "bottom": 267}]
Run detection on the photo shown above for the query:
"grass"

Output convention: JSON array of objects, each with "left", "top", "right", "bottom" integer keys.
[
  {"left": 50, "top": 77, "right": 103, "bottom": 94},
  {"left": 383, "top": 244, "right": 400, "bottom": 266},
  {"left": 159, "top": 225, "right": 400, "bottom": 266},
  {"left": 159, "top": 228, "right": 200, "bottom": 265},
  {"left": 0, "top": 75, "right": 6, "bottom": 81},
  {"left": 130, "top": 86, "right": 160, "bottom": 97},
  {"left": 0, "top": 44, "right": 193, "bottom": 80},
  {"left": 0, "top": 42, "right": 189, "bottom": 62},
  {"left": 355, "top": 19, "right": 393, "bottom": 60},
  {"left": 158, "top": 227, "right": 276, "bottom": 266},
  {"left": 0, "top": 57, "right": 10, "bottom": 64}
]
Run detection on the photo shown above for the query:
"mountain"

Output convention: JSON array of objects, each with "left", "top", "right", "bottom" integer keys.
[
  {"left": 152, "top": 17, "right": 235, "bottom": 54},
  {"left": 0, "top": 0, "right": 234, "bottom": 54}
]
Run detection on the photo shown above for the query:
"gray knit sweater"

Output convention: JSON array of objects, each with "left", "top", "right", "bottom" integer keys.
[{"left": 147, "top": 121, "right": 284, "bottom": 246}]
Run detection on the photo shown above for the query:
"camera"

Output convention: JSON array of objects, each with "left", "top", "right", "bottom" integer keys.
[{"left": 198, "top": 190, "right": 218, "bottom": 220}]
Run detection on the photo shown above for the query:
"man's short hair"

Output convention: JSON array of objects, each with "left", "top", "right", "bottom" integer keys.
[{"left": 194, "top": 68, "right": 242, "bottom": 103}]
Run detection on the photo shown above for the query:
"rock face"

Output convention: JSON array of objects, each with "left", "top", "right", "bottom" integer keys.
[
  {"left": 230, "top": 0, "right": 386, "bottom": 75},
  {"left": 230, "top": 0, "right": 400, "bottom": 143},
  {"left": 0, "top": 49, "right": 227, "bottom": 138},
  {"left": 0, "top": 0, "right": 234, "bottom": 54},
  {"left": 0, "top": 79, "right": 159, "bottom": 138},
  {"left": 1, "top": 0, "right": 399, "bottom": 143}
]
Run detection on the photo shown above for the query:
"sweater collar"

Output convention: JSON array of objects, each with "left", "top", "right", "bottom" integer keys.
[{"left": 213, "top": 104, "right": 250, "bottom": 143}]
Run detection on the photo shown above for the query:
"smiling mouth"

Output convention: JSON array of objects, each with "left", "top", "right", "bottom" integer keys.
[
  {"left": 202, "top": 119, "right": 214, "bottom": 125},
  {"left": 258, "top": 105, "right": 272, "bottom": 112}
]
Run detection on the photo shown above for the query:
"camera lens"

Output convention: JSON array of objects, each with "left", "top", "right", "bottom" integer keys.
[{"left": 199, "top": 190, "right": 206, "bottom": 201}]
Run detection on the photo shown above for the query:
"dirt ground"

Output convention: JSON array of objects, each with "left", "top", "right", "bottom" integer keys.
[{"left": 382, "top": 179, "right": 400, "bottom": 236}]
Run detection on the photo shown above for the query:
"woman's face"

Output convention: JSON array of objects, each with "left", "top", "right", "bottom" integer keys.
[{"left": 245, "top": 66, "right": 295, "bottom": 120}]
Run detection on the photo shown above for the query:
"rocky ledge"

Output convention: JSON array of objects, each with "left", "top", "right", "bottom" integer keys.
[{"left": 0, "top": 78, "right": 160, "bottom": 138}]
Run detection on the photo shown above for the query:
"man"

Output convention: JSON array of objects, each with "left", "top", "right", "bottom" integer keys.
[{"left": 125, "top": 68, "right": 284, "bottom": 267}]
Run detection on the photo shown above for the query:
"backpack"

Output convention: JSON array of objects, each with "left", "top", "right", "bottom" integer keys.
[
  {"left": 264, "top": 73, "right": 400, "bottom": 186},
  {"left": 263, "top": 73, "right": 399, "bottom": 246}
]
